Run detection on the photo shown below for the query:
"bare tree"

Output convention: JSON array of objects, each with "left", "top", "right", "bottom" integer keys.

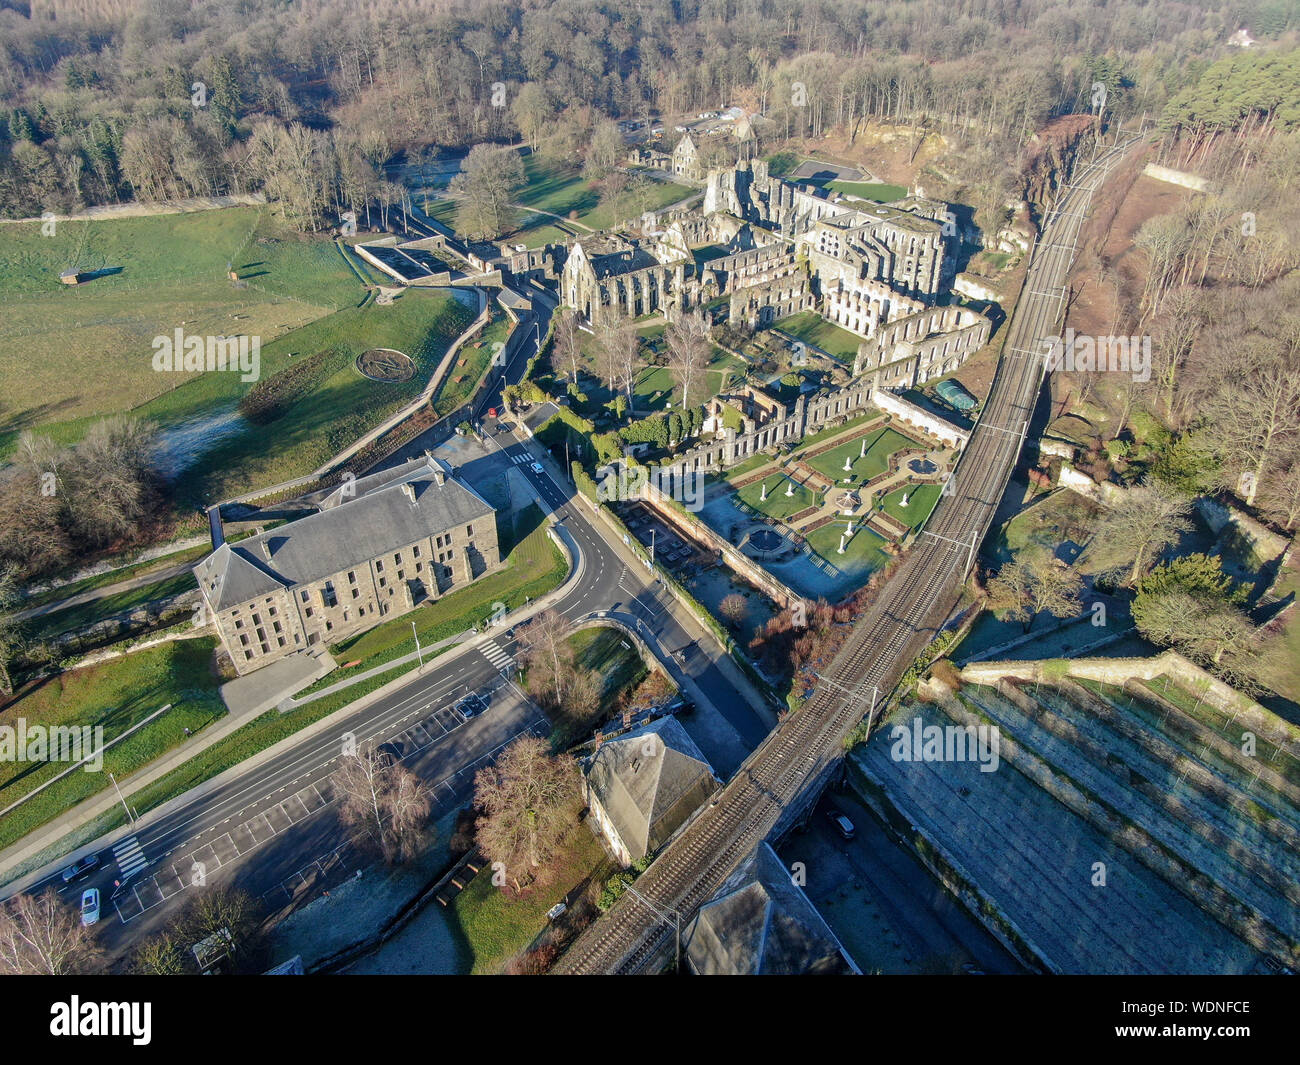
[
  {"left": 720, "top": 593, "right": 748, "bottom": 627},
  {"left": 986, "top": 546, "right": 1083, "bottom": 632},
  {"left": 0, "top": 888, "right": 99, "bottom": 975},
  {"left": 665, "top": 309, "right": 712, "bottom": 411},
  {"left": 515, "top": 608, "right": 574, "bottom": 706},
  {"left": 333, "top": 745, "right": 432, "bottom": 864},
  {"left": 1086, "top": 478, "right": 1193, "bottom": 587},
  {"left": 593, "top": 313, "right": 640, "bottom": 415},
  {"left": 552, "top": 307, "right": 582, "bottom": 385},
  {"left": 473, "top": 736, "right": 577, "bottom": 891},
  {"left": 449, "top": 143, "right": 525, "bottom": 240}
]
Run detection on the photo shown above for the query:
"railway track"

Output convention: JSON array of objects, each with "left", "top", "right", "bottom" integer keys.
[{"left": 553, "top": 134, "right": 1142, "bottom": 975}]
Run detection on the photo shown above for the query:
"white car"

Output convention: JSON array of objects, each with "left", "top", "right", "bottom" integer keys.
[
  {"left": 530, "top": 462, "right": 544, "bottom": 474},
  {"left": 80, "top": 888, "right": 100, "bottom": 926}
]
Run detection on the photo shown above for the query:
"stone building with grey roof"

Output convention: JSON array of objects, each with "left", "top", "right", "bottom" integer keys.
[
  {"left": 196, "top": 455, "right": 499, "bottom": 675},
  {"left": 584, "top": 717, "right": 720, "bottom": 867},
  {"left": 684, "top": 842, "right": 859, "bottom": 975}
]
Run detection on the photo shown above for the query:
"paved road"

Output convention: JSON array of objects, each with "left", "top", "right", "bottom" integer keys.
[{"left": 18, "top": 287, "right": 772, "bottom": 963}]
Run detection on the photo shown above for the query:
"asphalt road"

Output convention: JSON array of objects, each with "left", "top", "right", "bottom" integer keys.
[{"left": 30, "top": 285, "right": 772, "bottom": 962}]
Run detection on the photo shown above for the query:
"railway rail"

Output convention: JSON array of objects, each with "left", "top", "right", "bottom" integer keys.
[{"left": 553, "top": 133, "right": 1142, "bottom": 975}]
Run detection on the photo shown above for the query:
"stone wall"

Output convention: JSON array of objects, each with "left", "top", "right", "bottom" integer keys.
[{"left": 870, "top": 389, "right": 970, "bottom": 449}]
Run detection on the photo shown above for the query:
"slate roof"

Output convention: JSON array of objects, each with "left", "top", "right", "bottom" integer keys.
[
  {"left": 685, "top": 842, "right": 858, "bottom": 975},
  {"left": 586, "top": 717, "right": 718, "bottom": 862},
  {"left": 196, "top": 457, "right": 494, "bottom": 611}
]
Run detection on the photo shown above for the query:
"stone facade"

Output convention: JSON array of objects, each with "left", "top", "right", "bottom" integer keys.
[{"left": 197, "top": 456, "right": 500, "bottom": 675}]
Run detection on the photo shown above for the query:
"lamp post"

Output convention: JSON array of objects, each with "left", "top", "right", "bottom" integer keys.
[
  {"left": 109, "top": 772, "right": 136, "bottom": 825},
  {"left": 412, "top": 620, "right": 424, "bottom": 669}
]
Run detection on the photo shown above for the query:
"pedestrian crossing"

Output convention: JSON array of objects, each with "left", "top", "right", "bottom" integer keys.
[
  {"left": 480, "top": 640, "right": 514, "bottom": 672},
  {"left": 510, "top": 453, "right": 533, "bottom": 465},
  {"left": 113, "top": 836, "right": 148, "bottom": 881}
]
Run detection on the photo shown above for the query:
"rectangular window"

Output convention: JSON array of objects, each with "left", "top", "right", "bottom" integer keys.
[
  {"left": 413, "top": 545, "right": 421, "bottom": 558},
  {"left": 394, "top": 552, "right": 401, "bottom": 565},
  {"left": 466, "top": 525, "right": 473, "bottom": 537},
  {"left": 375, "top": 559, "right": 384, "bottom": 573},
  {"left": 351, "top": 588, "right": 359, "bottom": 599},
  {"left": 305, "top": 607, "right": 314, "bottom": 618}
]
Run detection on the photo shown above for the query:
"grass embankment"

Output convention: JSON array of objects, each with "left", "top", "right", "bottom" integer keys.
[
  {"left": 24, "top": 572, "right": 198, "bottom": 644},
  {"left": 0, "top": 639, "right": 224, "bottom": 850},
  {"left": 0, "top": 207, "right": 364, "bottom": 453},
  {"left": 450, "top": 815, "right": 609, "bottom": 974}
]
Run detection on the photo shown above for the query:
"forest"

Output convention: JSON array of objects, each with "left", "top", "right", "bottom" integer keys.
[{"left": 0, "top": 0, "right": 1296, "bottom": 224}]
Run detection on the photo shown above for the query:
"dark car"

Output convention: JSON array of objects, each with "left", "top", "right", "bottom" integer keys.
[
  {"left": 61, "top": 854, "right": 100, "bottom": 883},
  {"left": 825, "top": 807, "right": 856, "bottom": 840}
]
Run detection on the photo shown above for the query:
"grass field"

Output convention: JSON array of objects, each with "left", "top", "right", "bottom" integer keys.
[
  {"left": 24, "top": 571, "right": 198, "bottom": 644},
  {"left": 735, "top": 476, "right": 819, "bottom": 521},
  {"left": 19, "top": 543, "right": 210, "bottom": 610},
  {"left": 879, "top": 482, "right": 941, "bottom": 532},
  {"left": 0, "top": 208, "right": 368, "bottom": 449},
  {"left": 170, "top": 287, "right": 478, "bottom": 502},
  {"left": 568, "top": 626, "right": 646, "bottom": 702},
  {"left": 450, "top": 816, "right": 609, "bottom": 974},
  {"left": 806, "top": 427, "right": 915, "bottom": 484},
  {"left": 431, "top": 310, "right": 512, "bottom": 417},
  {"left": 804, "top": 520, "right": 890, "bottom": 571},
  {"left": 0, "top": 638, "right": 225, "bottom": 851},
  {"left": 774, "top": 311, "right": 863, "bottom": 362}
]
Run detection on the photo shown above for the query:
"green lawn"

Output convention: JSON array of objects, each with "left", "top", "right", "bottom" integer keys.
[
  {"left": 432, "top": 310, "right": 512, "bottom": 416},
  {"left": 0, "top": 638, "right": 225, "bottom": 850},
  {"left": 773, "top": 312, "right": 863, "bottom": 363},
  {"left": 879, "top": 482, "right": 941, "bottom": 532},
  {"left": 170, "top": 287, "right": 478, "bottom": 503},
  {"left": 18, "top": 542, "right": 210, "bottom": 609},
  {"left": 735, "top": 476, "right": 819, "bottom": 521},
  {"left": 25, "top": 571, "right": 198, "bottom": 644},
  {"left": 568, "top": 626, "right": 646, "bottom": 701},
  {"left": 804, "top": 521, "right": 890, "bottom": 571},
  {"left": 0, "top": 207, "right": 367, "bottom": 451},
  {"left": 450, "top": 819, "right": 609, "bottom": 974},
  {"left": 806, "top": 427, "right": 916, "bottom": 484}
]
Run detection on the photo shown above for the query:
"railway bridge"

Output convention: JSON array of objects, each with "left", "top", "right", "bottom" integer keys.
[{"left": 553, "top": 134, "right": 1142, "bottom": 975}]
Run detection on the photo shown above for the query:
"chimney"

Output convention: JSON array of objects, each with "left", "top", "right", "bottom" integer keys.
[
  {"left": 433, "top": 470, "right": 445, "bottom": 487},
  {"left": 259, "top": 540, "right": 273, "bottom": 561},
  {"left": 401, "top": 482, "right": 416, "bottom": 503}
]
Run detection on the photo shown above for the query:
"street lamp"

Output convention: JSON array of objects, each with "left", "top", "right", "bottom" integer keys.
[
  {"left": 109, "top": 772, "right": 136, "bottom": 825},
  {"left": 412, "top": 619, "right": 424, "bottom": 670}
]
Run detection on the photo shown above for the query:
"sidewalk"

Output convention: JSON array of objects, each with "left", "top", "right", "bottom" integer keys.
[{"left": 0, "top": 515, "right": 584, "bottom": 896}]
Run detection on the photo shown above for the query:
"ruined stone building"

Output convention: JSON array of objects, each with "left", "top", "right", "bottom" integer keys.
[{"left": 196, "top": 455, "right": 499, "bottom": 675}]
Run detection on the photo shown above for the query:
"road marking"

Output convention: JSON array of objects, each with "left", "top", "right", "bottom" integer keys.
[{"left": 112, "top": 836, "right": 148, "bottom": 880}]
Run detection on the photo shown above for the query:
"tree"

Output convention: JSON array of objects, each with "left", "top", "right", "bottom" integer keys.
[
  {"left": 515, "top": 608, "right": 574, "bottom": 707},
  {"left": 552, "top": 307, "right": 582, "bottom": 385},
  {"left": 450, "top": 143, "right": 525, "bottom": 240},
  {"left": 131, "top": 930, "right": 189, "bottom": 976},
  {"left": 584, "top": 120, "right": 625, "bottom": 178},
  {"left": 0, "top": 888, "right": 99, "bottom": 975},
  {"left": 473, "top": 735, "right": 577, "bottom": 890},
  {"left": 593, "top": 313, "right": 640, "bottom": 415},
  {"left": 720, "top": 593, "right": 748, "bottom": 627},
  {"left": 986, "top": 546, "right": 1083, "bottom": 632},
  {"left": 511, "top": 83, "right": 555, "bottom": 152},
  {"left": 665, "top": 309, "right": 711, "bottom": 410},
  {"left": 1086, "top": 478, "right": 1193, "bottom": 586},
  {"left": 1132, "top": 556, "right": 1263, "bottom": 689},
  {"left": 0, "top": 567, "right": 24, "bottom": 696},
  {"left": 333, "top": 744, "right": 432, "bottom": 864}
]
